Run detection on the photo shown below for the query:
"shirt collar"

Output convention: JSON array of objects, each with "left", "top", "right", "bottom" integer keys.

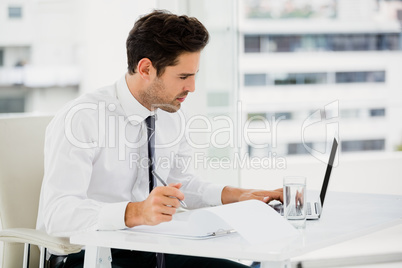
[{"left": 116, "top": 74, "right": 157, "bottom": 125}]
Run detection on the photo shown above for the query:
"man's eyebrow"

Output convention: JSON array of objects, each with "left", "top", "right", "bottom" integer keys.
[{"left": 178, "top": 70, "right": 199, "bottom": 77}]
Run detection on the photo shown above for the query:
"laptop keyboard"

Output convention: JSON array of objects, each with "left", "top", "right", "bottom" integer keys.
[
  {"left": 287, "top": 202, "right": 313, "bottom": 216},
  {"left": 273, "top": 201, "right": 318, "bottom": 217},
  {"left": 307, "top": 203, "right": 312, "bottom": 215}
]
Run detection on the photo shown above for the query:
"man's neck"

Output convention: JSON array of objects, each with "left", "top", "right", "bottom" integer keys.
[{"left": 125, "top": 73, "right": 152, "bottom": 111}]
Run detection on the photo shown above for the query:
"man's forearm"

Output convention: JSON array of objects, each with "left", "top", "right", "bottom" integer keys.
[
  {"left": 125, "top": 201, "right": 145, "bottom": 228},
  {"left": 221, "top": 186, "right": 284, "bottom": 205},
  {"left": 221, "top": 186, "right": 246, "bottom": 204}
]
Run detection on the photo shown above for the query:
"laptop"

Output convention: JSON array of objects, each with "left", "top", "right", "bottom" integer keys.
[{"left": 271, "top": 137, "right": 338, "bottom": 220}]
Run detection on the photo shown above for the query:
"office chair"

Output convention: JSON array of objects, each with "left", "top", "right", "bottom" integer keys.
[{"left": 0, "top": 116, "right": 81, "bottom": 268}]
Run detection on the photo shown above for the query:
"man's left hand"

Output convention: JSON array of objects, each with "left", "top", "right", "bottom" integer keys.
[
  {"left": 238, "top": 188, "right": 283, "bottom": 203},
  {"left": 221, "top": 186, "right": 283, "bottom": 204}
]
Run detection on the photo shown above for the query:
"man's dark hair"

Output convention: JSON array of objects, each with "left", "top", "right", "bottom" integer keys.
[{"left": 126, "top": 10, "right": 209, "bottom": 77}]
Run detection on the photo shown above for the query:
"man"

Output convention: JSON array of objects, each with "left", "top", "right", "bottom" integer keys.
[{"left": 36, "top": 10, "right": 283, "bottom": 267}]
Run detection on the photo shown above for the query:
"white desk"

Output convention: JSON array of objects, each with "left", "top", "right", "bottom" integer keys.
[{"left": 70, "top": 192, "right": 402, "bottom": 268}]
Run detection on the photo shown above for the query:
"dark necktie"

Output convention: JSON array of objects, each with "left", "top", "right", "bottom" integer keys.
[
  {"left": 145, "top": 115, "right": 165, "bottom": 268},
  {"left": 145, "top": 115, "right": 156, "bottom": 193}
]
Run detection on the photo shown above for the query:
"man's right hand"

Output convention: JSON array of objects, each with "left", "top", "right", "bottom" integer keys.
[{"left": 124, "top": 183, "right": 184, "bottom": 228}]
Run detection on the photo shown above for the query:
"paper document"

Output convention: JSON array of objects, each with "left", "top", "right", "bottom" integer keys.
[{"left": 125, "top": 200, "right": 298, "bottom": 244}]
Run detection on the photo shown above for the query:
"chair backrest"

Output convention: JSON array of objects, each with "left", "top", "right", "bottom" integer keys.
[{"left": 0, "top": 115, "right": 53, "bottom": 268}]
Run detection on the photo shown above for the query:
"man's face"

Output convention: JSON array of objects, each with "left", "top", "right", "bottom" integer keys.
[{"left": 142, "top": 52, "right": 200, "bottom": 113}]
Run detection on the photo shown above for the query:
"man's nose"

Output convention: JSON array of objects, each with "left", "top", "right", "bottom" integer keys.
[{"left": 184, "top": 77, "right": 196, "bottom": 92}]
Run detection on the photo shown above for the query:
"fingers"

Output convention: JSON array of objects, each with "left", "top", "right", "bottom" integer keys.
[
  {"left": 256, "top": 190, "right": 283, "bottom": 202},
  {"left": 254, "top": 195, "right": 270, "bottom": 203},
  {"left": 143, "top": 202, "right": 175, "bottom": 225},
  {"left": 240, "top": 189, "right": 284, "bottom": 203},
  {"left": 168, "top": 182, "right": 182, "bottom": 189},
  {"left": 150, "top": 191, "right": 181, "bottom": 209},
  {"left": 154, "top": 185, "right": 185, "bottom": 202},
  {"left": 139, "top": 186, "right": 186, "bottom": 226},
  {"left": 295, "top": 191, "right": 304, "bottom": 206}
]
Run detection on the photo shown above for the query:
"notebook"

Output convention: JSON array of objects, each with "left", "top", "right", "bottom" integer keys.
[{"left": 125, "top": 199, "right": 298, "bottom": 244}]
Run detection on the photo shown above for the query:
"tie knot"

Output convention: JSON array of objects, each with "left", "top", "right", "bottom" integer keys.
[{"left": 145, "top": 115, "right": 155, "bottom": 130}]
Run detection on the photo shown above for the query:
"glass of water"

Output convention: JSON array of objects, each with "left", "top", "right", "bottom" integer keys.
[{"left": 283, "top": 176, "right": 306, "bottom": 228}]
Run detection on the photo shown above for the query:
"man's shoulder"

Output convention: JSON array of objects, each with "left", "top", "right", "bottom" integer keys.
[
  {"left": 60, "top": 82, "right": 118, "bottom": 110},
  {"left": 75, "top": 83, "right": 118, "bottom": 105},
  {"left": 49, "top": 82, "right": 119, "bottom": 129}
]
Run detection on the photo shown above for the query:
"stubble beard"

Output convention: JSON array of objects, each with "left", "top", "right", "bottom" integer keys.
[{"left": 141, "top": 78, "right": 183, "bottom": 113}]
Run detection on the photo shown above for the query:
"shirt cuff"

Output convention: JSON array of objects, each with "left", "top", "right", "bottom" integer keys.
[
  {"left": 203, "top": 184, "right": 225, "bottom": 206},
  {"left": 98, "top": 201, "right": 129, "bottom": 230}
]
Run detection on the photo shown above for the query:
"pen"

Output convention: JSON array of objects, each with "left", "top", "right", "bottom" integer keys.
[
  {"left": 207, "top": 229, "right": 236, "bottom": 237},
  {"left": 151, "top": 170, "right": 188, "bottom": 208}
]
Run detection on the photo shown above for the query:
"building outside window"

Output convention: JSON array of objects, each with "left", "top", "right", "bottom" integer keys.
[
  {"left": 8, "top": 6, "right": 22, "bottom": 19},
  {"left": 0, "top": 98, "right": 25, "bottom": 113},
  {"left": 239, "top": 0, "right": 402, "bottom": 159},
  {"left": 243, "top": 71, "right": 384, "bottom": 87},
  {"left": 287, "top": 142, "right": 313, "bottom": 155},
  {"left": 336, "top": 71, "right": 386, "bottom": 83},
  {"left": 340, "top": 109, "right": 360, "bottom": 119},
  {"left": 0, "top": 49, "right": 3, "bottom": 66},
  {"left": 370, "top": 108, "right": 386, "bottom": 117},
  {"left": 342, "top": 139, "right": 385, "bottom": 152},
  {"left": 274, "top": 73, "right": 327, "bottom": 85},
  {"left": 247, "top": 113, "right": 266, "bottom": 120},
  {"left": 266, "top": 112, "right": 293, "bottom": 121},
  {"left": 244, "top": 73, "right": 267, "bottom": 86},
  {"left": 244, "top": 36, "right": 261, "bottom": 53},
  {"left": 244, "top": 33, "right": 401, "bottom": 53}
]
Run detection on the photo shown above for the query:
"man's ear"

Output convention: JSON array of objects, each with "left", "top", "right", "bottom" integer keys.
[{"left": 137, "top": 58, "right": 154, "bottom": 81}]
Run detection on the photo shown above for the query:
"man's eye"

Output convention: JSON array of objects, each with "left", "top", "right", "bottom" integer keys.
[{"left": 180, "top": 77, "right": 188, "bottom": 80}]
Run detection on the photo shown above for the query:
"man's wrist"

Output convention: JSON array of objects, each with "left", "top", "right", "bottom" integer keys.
[
  {"left": 124, "top": 201, "right": 144, "bottom": 228},
  {"left": 221, "top": 186, "right": 246, "bottom": 204}
]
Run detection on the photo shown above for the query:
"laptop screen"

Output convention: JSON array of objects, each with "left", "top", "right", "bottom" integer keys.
[{"left": 319, "top": 138, "right": 338, "bottom": 207}]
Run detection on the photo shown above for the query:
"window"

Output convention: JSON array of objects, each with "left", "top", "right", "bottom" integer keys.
[
  {"left": 248, "top": 146, "right": 268, "bottom": 157},
  {"left": 274, "top": 73, "right": 326, "bottom": 85},
  {"left": 340, "top": 109, "right": 360, "bottom": 118},
  {"left": 266, "top": 112, "right": 292, "bottom": 120},
  {"left": 244, "top": 74, "right": 267, "bottom": 86},
  {"left": 244, "top": 0, "right": 337, "bottom": 20},
  {"left": 304, "top": 73, "right": 327, "bottom": 84},
  {"left": 336, "top": 71, "right": 385, "bottom": 83},
  {"left": 287, "top": 142, "right": 313, "bottom": 155},
  {"left": 274, "top": 73, "right": 297, "bottom": 85},
  {"left": 0, "top": 98, "right": 25, "bottom": 113},
  {"left": 367, "top": 71, "right": 386, "bottom": 82},
  {"left": 370, "top": 108, "right": 386, "bottom": 117},
  {"left": 243, "top": 71, "right": 384, "bottom": 87},
  {"left": 0, "top": 49, "right": 4, "bottom": 66},
  {"left": 8, "top": 6, "right": 22, "bottom": 19},
  {"left": 247, "top": 113, "right": 266, "bottom": 120},
  {"left": 269, "top": 35, "right": 302, "bottom": 52},
  {"left": 341, "top": 139, "right": 385, "bottom": 152},
  {"left": 244, "top": 34, "right": 401, "bottom": 53},
  {"left": 244, "top": 35, "right": 261, "bottom": 53}
]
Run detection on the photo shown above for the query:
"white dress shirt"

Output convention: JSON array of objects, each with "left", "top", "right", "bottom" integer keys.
[{"left": 36, "top": 75, "right": 224, "bottom": 237}]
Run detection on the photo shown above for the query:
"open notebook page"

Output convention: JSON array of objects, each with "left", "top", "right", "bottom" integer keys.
[{"left": 125, "top": 200, "right": 298, "bottom": 245}]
